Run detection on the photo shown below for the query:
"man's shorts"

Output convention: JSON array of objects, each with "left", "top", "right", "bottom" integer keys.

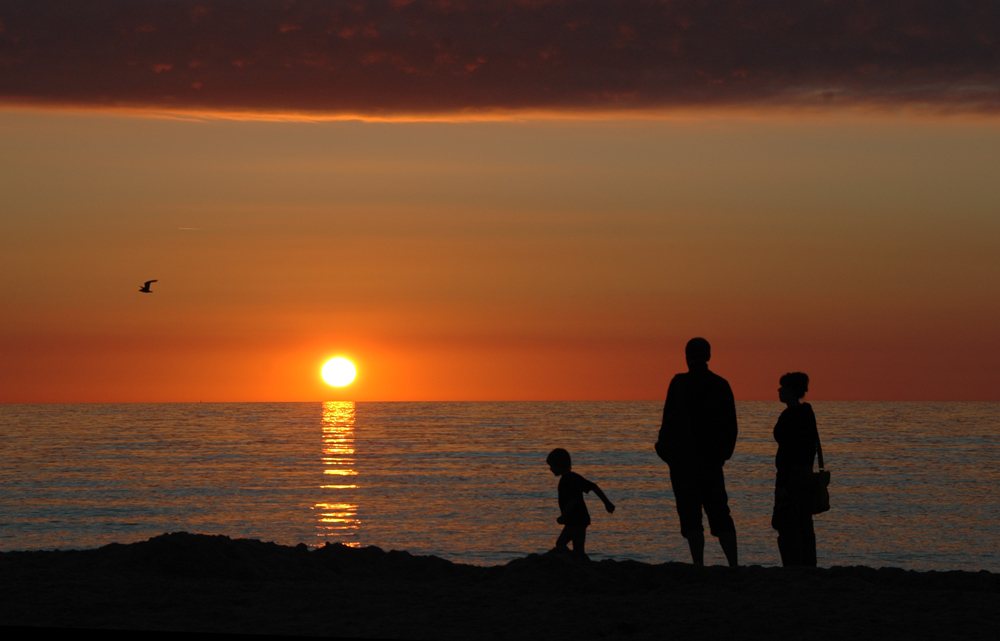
[{"left": 668, "top": 462, "right": 736, "bottom": 538}]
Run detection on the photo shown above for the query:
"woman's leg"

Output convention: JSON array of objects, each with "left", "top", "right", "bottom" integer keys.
[
  {"left": 803, "top": 515, "right": 816, "bottom": 566},
  {"left": 778, "top": 512, "right": 815, "bottom": 566},
  {"left": 777, "top": 472, "right": 818, "bottom": 567},
  {"left": 773, "top": 485, "right": 795, "bottom": 565}
]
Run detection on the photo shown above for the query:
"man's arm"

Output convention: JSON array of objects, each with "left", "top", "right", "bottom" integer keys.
[
  {"left": 661, "top": 375, "right": 683, "bottom": 431},
  {"left": 719, "top": 380, "right": 738, "bottom": 461}
]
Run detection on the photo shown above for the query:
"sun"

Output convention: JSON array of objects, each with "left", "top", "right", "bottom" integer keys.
[{"left": 321, "top": 357, "right": 357, "bottom": 387}]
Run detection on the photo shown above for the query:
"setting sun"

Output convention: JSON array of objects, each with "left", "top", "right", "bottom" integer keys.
[{"left": 321, "top": 358, "right": 357, "bottom": 387}]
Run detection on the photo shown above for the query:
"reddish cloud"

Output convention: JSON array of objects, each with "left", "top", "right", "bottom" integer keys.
[{"left": 1, "top": 0, "right": 998, "bottom": 116}]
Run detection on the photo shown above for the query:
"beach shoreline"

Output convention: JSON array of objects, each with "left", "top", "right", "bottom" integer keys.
[{"left": 1, "top": 532, "right": 998, "bottom": 639}]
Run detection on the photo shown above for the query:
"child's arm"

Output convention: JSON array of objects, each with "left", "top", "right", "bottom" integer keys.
[{"left": 593, "top": 484, "right": 615, "bottom": 513}]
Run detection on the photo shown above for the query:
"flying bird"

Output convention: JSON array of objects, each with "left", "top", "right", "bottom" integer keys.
[{"left": 139, "top": 280, "right": 157, "bottom": 293}]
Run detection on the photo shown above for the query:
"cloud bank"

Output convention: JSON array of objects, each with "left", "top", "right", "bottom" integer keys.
[{"left": 1, "top": 0, "right": 999, "bottom": 117}]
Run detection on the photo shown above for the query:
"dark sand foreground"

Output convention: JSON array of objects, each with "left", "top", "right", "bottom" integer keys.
[{"left": 2, "top": 533, "right": 998, "bottom": 640}]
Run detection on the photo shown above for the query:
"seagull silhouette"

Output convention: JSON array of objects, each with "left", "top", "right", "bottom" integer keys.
[{"left": 139, "top": 280, "right": 157, "bottom": 293}]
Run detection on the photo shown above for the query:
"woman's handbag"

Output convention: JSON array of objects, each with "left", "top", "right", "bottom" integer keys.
[{"left": 812, "top": 434, "right": 831, "bottom": 514}]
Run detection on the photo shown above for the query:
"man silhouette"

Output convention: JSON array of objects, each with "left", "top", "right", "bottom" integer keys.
[{"left": 657, "top": 337, "right": 738, "bottom": 566}]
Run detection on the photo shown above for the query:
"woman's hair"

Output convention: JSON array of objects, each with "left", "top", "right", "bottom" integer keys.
[
  {"left": 547, "top": 447, "right": 571, "bottom": 468},
  {"left": 779, "top": 372, "right": 809, "bottom": 399}
]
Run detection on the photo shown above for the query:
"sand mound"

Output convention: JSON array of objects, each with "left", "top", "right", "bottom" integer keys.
[{"left": 2, "top": 533, "right": 998, "bottom": 639}]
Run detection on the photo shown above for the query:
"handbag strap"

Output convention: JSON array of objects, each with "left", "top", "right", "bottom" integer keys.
[{"left": 816, "top": 430, "right": 825, "bottom": 471}]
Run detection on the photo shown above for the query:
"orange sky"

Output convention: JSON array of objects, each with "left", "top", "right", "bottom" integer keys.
[
  {"left": 1, "top": 107, "right": 998, "bottom": 401},
  {"left": 2, "top": 2, "right": 999, "bottom": 401}
]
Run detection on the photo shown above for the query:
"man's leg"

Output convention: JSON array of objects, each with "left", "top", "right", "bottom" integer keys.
[
  {"left": 669, "top": 464, "right": 705, "bottom": 565},
  {"left": 718, "top": 531, "right": 738, "bottom": 567},
  {"left": 777, "top": 530, "right": 793, "bottom": 566},
  {"left": 702, "top": 464, "right": 738, "bottom": 567},
  {"left": 686, "top": 530, "right": 705, "bottom": 566}
]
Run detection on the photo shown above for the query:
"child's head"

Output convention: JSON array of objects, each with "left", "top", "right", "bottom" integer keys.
[{"left": 547, "top": 448, "right": 572, "bottom": 475}]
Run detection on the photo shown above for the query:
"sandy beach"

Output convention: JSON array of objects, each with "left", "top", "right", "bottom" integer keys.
[{"left": 1, "top": 532, "right": 998, "bottom": 639}]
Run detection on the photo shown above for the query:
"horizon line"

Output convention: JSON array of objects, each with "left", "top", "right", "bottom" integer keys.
[
  {"left": 5, "top": 99, "right": 1000, "bottom": 126},
  {"left": 2, "top": 399, "right": 996, "bottom": 405}
]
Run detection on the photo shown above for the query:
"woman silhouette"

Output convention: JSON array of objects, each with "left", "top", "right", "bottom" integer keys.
[{"left": 771, "top": 372, "right": 819, "bottom": 566}]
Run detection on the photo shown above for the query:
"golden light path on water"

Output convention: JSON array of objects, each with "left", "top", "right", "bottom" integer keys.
[{"left": 313, "top": 401, "right": 360, "bottom": 546}]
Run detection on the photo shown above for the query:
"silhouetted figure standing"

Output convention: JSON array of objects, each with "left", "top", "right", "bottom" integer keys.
[
  {"left": 657, "top": 338, "right": 738, "bottom": 566},
  {"left": 772, "top": 372, "right": 818, "bottom": 566},
  {"left": 546, "top": 448, "right": 615, "bottom": 560}
]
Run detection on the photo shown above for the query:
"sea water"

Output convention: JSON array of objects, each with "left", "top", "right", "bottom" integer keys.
[{"left": 1, "top": 402, "right": 998, "bottom": 571}]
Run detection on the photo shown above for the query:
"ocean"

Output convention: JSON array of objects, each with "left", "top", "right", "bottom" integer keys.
[{"left": 1, "top": 401, "right": 997, "bottom": 571}]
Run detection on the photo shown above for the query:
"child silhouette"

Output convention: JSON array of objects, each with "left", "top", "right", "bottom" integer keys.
[{"left": 546, "top": 448, "right": 615, "bottom": 559}]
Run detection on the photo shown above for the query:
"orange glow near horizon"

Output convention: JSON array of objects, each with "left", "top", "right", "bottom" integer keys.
[
  {"left": 1, "top": 107, "right": 998, "bottom": 402},
  {"left": 7, "top": 99, "right": 1000, "bottom": 127}
]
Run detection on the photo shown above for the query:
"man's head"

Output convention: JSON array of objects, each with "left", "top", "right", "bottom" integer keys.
[
  {"left": 546, "top": 448, "right": 572, "bottom": 475},
  {"left": 685, "top": 337, "right": 711, "bottom": 370}
]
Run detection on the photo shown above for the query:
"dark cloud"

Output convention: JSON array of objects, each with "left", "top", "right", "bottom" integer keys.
[{"left": 1, "top": 0, "right": 998, "bottom": 116}]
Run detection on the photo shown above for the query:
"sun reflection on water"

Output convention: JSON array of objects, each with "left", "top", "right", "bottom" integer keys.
[{"left": 313, "top": 401, "right": 360, "bottom": 546}]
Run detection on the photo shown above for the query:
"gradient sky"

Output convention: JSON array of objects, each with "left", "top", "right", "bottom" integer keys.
[{"left": 2, "top": 1, "right": 998, "bottom": 402}]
